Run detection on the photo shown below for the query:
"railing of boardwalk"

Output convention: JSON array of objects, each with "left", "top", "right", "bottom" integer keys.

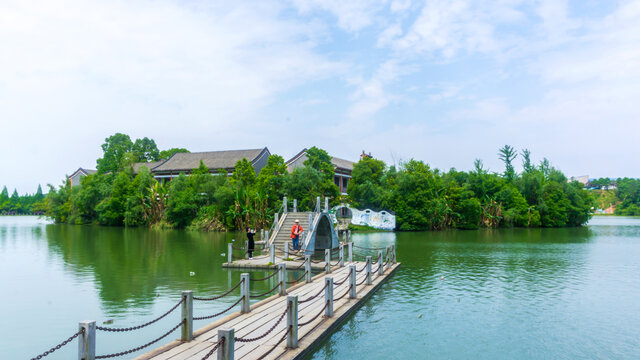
[{"left": 30, "top": 245, "right": 396, "bottom": 360}]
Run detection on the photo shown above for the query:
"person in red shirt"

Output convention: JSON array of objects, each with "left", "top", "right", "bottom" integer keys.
[{"left": 291, "top": 220, "right": 303, "bottom": 250}]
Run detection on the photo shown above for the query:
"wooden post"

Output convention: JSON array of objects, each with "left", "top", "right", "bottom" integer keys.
[
  {"left": 181, "top": 291, "right": 193, "bottom": 341},
  {"left": 349, "top": 265, "right": 356, "bottom": 299},
  {"left": 378, "top": 250, "right": 383, "bottom": 276},
  {"left": 284, "top": 243, "right": 289, "bottom": 261},
  {"left": 217, "top": 328, "right": 234, "bottom": 360},
  {"left": 324, "top": 197, "right": 329, "bottom": 212},
  {"left": 78, "top": 321, "right": 95, "bottom": 360},
  {"left": 392, "top": 244, "right": 397, "bottom": 263},
  {"left": 286, "top": 296, "right": 298, "bottom": 348},
  {"left": 325, "top": 277, "right": 333, "bottom": 317},
  {"left": 240, "top": 274, "right": 250, "bottom": 313},
  {"left": 324, "top": 249, "right": 331, "bottom": 274},
  {"left": 283, "top": 196, "right": 288, "bottom": 214},
  {"left": 274, "top": 213, "right": 279, "bottom": 232},
  {"left": 305, "top": 255, "right": 311, "bottom": 283},
  {"left": 366, "top": 256, "right": 372, "bottom": 285},
  {"left": 348, "top": 230, "right": 351, "bottom": 240},
  {"left": 261, "top": 228, "right": 264, "bottom": 239},
  {"left": 339, "top": 244, "right": 344, "bottom": 267},
  {"left": 265, "top": 230, "right": 269, "bottom": 243},
  {"left": 245, "top": 241, "right": 249, "bottom": 259},
  {"left": 270, "top": 244, "right": 275, "bottom": 264},
  {"left": 227, "top": 243, "right": 232, "bottom": 264},
  {"left": 293, "top": 199, "right": 297, "bottom": 213},
  {"left": 348, "top": 242, "right": 353, "bottom": 263},
  {"left": 278, "top": 263, "right": 287, "bottom": 296}
]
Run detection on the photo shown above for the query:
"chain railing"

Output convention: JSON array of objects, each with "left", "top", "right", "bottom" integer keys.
[
  {"left": 96, "top": 299, "right": 183, "bottom": 332},
  {"left": 249, "top": 281, "right": 281, "bottom": 298},
  {"left": 234, "top": 306, "right": 288, "bottom": 343},
  {"left": 200, "top": 337, "right": 225, "bottom": 360},
  {"left": 299, "top": 282, "right": 328, "bottom": 304},
  {"left": 95, "top": 320, "right": 184, "bottom": 359},
  {"left": 250, "top": 270, "right": 278, "bottom": 282},
  {"left": 298, "top": 300, "right": 329, "bottom": 327},
  {"left": 193, "top": 297, "right": 244, "bottom": 321},
  {"left": 286, "top": 271, "right": 308, "bottom": 285},
  {"left": 334, "top": 284, "right": 352, "bottom": 302},
  {"left": 30, "top": 328, "right": 84, "bottom": 360},
  {"left": 193, "top": 279, "right": 244, "bottom": 301}
]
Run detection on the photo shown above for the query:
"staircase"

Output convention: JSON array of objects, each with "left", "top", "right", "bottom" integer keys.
[{"left": 270, "top": 212, "right": 312, "bottom": 256}]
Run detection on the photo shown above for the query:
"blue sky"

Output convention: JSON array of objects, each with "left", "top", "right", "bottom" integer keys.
[{"left": 1, "top": 0, "right": 639, "bottom": 194}]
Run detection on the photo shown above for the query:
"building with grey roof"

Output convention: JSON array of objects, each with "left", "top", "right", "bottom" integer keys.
[
  {"left": 152, "top": 147, "right": 270, "bottom": 180},
  {"left": 68, "top": 168, "right": 97, "bottom": 187}
]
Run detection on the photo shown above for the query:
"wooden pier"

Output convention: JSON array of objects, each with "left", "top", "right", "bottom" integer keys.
[
  {"left": 29, "top": 243, "right": 398, "bottom": 360},
  {"left": 136, "top": 255, "right": 398, "bottom": 359}
]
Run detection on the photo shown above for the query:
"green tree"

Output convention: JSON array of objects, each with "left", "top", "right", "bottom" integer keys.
[
  {"left": 347, "top": 157, "right": 387, "bottom": 210},
  {"left": 97, "top": 133, "right": 134, "bottom": 173},
  {"left": 304, "top": 147, "right": 334, "bottom": 182},
  {"left": 96, "top": 172, "right": 131, "bottom": 225},
  {"left": 498, "top": 145, "right": 518, "bottom": 181},
  {"left": 132, "top": 137, "right": 160, "bottom": 162}
]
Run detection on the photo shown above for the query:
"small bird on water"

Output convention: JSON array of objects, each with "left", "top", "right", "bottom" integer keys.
[{"left": 190, "top": 272, "right": 195, "bottom": 276}]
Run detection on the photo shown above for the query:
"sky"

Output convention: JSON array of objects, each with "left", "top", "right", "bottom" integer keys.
[{"left": 1, "top": 0, "right": 639, "bottom": 194}]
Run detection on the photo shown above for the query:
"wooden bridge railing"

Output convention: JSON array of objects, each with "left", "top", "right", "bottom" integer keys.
[{"left": 30, "top": 243, "right": 396, "bottom": 360}]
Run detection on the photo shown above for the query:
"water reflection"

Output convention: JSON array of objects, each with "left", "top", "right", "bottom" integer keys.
[{"left": 44, "top": 224, "right": 261, "bottom": 311}]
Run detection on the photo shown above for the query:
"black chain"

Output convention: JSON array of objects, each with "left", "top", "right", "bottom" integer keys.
[
  {"left": 251, "top": 271, "right": 278, "bottom": 282},
  {"left": 194, "top": 279, "right": 243, "bottom": 301},
  {"left": 295, "top": 261, "right": 306, "bottom": 269},
  {"left": 356, "top": 275, "right": 367, "bottom": 286},
  {"left": 200, "top": 337, "right": 224, "bottom": 360},
  {"left": 193, "top": 297, "right": 243, "bottom": 320},
  {"left": 299, "top": 282, "right": 328, "bottom": 304},
  {"left": 96, "top": 299, "right": 183, "bottom": 332},
  {"left": 95, "top": 320, "right": 184, "bottom": 359},
  {"left": 235, "top": 306, "right": 288, "bottom": 343},
  {"left": 355, "top": 262, "right": 367, "bottom": 273},
  {"left": 286, "top": 271, "right": 308, "bottom": 285},
  {"left": 333, "top": 270, "right": 351, "bottom": 286},
  {"left": 256, "top": 325, "right": 290, "bottom": 360},
  {"left": 249, "top": 281, "right": 280, "bottom": 298},
  {"left": 299, "top": 301, "right": 329, "bottom": 327},
  {"left": 334, "top": 284, "right": 352, "bottom": 302},
  {"left": 352, "top": 244, "right": 386, "bottom": 251},
  {"left": 31, "top": 328, "right": 84, "bottom": 360}
]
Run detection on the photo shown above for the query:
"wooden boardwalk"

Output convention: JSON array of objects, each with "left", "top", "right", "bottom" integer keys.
[{"left": 135, "top": 261, "right": 400, "bottom": 360}]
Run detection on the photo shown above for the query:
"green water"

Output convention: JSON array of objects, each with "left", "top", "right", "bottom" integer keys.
[{"left": 1, "top": 216, "right": 639, "bottom": 359}]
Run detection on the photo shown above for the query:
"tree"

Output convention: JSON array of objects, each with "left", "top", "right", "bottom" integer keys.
[
  {"left": 132, "top": 137, "right": 160, "bottom": 162},
  {"left": 97, "top": 133, "right": 134, "bottom": 173},
  {"left": 347, "top": 157, "right": 387, "bottom": 210},
  {"left": 521, "top": 149, "right": 533, "bottom": 173},
  {"left": 159, "top": 148, "right": 189, "bottom": 160},
  {"left": 498, "top": 145, "right": 518, "bottom": 181},
  {"left": 304, "top": 147, "right": 334, "bottom": 182}
]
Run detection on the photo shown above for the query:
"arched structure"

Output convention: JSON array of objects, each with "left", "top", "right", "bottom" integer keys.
[{"left": 303, "top": 213, "right": 339, "bottom": 254}]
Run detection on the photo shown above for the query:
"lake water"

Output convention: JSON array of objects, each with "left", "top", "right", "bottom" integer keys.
[{"left": 1, "top": 216, "right": 639, "bottom": 359}]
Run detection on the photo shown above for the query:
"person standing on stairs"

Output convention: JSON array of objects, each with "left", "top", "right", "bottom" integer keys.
[
  {"left": 246, "top": 227, "right": 255, "bottom": 259},
  {"left": 291, "top": 220, "right": 303, "bottom": 251}
]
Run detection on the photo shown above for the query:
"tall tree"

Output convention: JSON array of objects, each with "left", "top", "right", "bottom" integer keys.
[
  {"left": 132, "top": 137, "right": 160, "bottom": 162},
  {"left": 498, "top": 145, "right": 518, "bottom": 181},
  {"left": 96, "top": 133, "right": 134, "bottom": 173},
  {"left": 521, "top": 149, "right": 533, "bottom": 173}
]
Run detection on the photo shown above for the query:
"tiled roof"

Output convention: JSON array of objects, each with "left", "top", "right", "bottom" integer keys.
[
  {"left": 153, "top": 148, "right": 268, "bottom": 172},
  {"left": 132, "top": 161, "right": 165, "bottom": 174}
]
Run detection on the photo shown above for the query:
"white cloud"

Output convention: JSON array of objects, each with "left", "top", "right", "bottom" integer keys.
[
  {"left": 291, "top": 0, "right": 389, "bottom": 32},
  {"left": 0, "top": 0, "right": 343, "bottom": 193}
]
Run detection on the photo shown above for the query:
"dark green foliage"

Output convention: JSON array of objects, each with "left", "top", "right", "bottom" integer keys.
[
  {"left": 159, "top": 148, "right": 189, "bottom": 160},
  {"left": 42, "top": 139, "right": 594, "bottom": 232},
  {"left": 615, "top": 178, "right": 640, "bottom": 215},
  {"left": 132, "top": 137, "right": 160, "bottom": 162},
  {"left": 97, "top": 133, "right": 134, "bottom": 174}
]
